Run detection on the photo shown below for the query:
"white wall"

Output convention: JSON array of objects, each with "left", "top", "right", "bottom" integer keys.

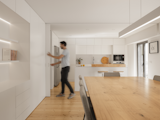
[
  {"left": 126, "top": 22, "right": 160, "bottom": 79},
  {"left": 0, "top": 0, "right": 46, "bottom": 120},
  {"left": 127, "top": 44, "right": 137, "bottom": 76},
  {"left": 45, "top": 24, "right": 51, "bottom": 96},
  {"left": 148, "top": 37, "right": 160, "bottom": 79},
  {"left": 51, "top": 32, "right": 60, "bottom": 89}
]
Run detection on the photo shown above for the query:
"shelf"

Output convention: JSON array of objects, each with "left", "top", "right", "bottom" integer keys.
[
  {"left": 0, "top": 60, "right": 19, "bottom": 64},
  {"left": 92, "top": 64, "right": 126, "bottom": 67},
  {"left": 0, "top": 37, "right": 19, "bottom": 43}
]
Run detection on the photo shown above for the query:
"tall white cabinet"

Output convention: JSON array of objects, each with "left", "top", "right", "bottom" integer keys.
[{"left": 76, "top": 38, "right": 125, "bottom": 55}]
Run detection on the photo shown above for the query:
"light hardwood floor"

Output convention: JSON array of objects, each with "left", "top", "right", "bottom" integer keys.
[{"left": 26, "top": 82, "right": 84, "bottom": 120}]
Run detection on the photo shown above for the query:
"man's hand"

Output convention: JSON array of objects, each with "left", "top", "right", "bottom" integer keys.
[
  {"left": 50, "top": 63, "right": 55, "bottom": 66},
  {"left": 47, "top": 52, "right": 52, "bottom": 57},
  {"left": 50, "top": 61, "right": 61, "bottom": 66}
]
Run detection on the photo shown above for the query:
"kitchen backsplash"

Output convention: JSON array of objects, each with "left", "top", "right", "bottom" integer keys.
[{"left": 76, "top": 54, "right": 112, "bottom": 64}]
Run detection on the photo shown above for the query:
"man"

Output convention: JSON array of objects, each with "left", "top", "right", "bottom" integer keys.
[{"left": 47, "top": 41, "right": 75, "bottom": 99}]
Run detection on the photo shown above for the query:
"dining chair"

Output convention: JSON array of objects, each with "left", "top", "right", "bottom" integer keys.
[
  {"left": 153, "top": 75, "right": 160, "bottom": 81},
  {"left": 104, "top": 72, "right": 120, "bottom": 77},
  {"left": 79, "top": 75, "right": 84, "bottom": 86},
  {"left": 80, "top": 85, "right": 96, "bottom": 120}
]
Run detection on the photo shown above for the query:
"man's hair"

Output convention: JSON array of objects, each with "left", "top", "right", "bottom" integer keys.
[{"left": 60, "top": 41, "right": 67, "bottom": 46}]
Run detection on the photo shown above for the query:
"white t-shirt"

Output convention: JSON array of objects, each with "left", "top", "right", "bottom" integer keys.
[{"left": 61, "top": 49, "right": 70, "bottom": 68}]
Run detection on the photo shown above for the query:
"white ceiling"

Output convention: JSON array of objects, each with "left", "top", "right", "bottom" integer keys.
[
  {"left": 51, "top": 24, "right": 129, "bottom": 38},
  {"left": 25, "top": 0, "right": 160, "bottom": 38},
  {"left": 26, "top": 0, "right": 130, "bottom": 24}
]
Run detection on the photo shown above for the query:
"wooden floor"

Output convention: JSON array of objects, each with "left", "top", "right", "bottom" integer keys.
[{"left": 26, "top": 82, "right": 84, "bottom": 120}]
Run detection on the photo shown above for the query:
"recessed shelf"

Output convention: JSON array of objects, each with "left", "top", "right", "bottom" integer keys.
[
  {"left": 0, "top": 60, "right": 19, "bottom": 64},
  {"left": 0, "top": 37, "right": 19, "bottom": 43}
]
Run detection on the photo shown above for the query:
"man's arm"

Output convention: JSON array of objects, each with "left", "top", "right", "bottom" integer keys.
[
  {"left": 47, "top": 52, "right": 64, "bottom": 59},
  {"left": 50, "top": 61, "right": 61, "bottom": 66}
]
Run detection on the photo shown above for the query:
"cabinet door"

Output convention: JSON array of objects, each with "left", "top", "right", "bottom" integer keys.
[
  {"left": 87, "top": 46, "right": 94, "bottom": 54},
  {"left": 114, "top": 39, "right": 125, "bottom": 45},
  {"left": 102, "top": 45, "right": 113, "bottom": 54},
  {"left": 94, "top": 46, "right": 102, "bottom": 54},
  {"left": 76, "top": 46, "right": 87, "bottom": 54},
  {"left": 95, "top": 39, "right": 102, "bottom": 45},
  {"left": 102, "top": 39, "right": 113, "bottom": 45},
  {"left": 76, "top": 39, "right": 87, "bottom": 45},
  {"left": 67, "top": 45, "right": 76, "bottom": 64},
  {"left": 113, "top": 45, "right": 125, "bottom": 54},
  {"left": 87, "top": 39, "right": 95, "bottom": 45}
]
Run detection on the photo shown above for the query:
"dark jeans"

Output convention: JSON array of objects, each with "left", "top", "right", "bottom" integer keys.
[{"left": 61, "top": 66, "right": 74, "bottom": 94}]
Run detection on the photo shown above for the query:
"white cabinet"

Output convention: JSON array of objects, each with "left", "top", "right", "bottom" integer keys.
[
  {"left": 102, "top": 45, "right": 113, "bottom": 54},
  {"left": 114, "top": 39, "right": 125, "bottom": 45},
  {"left": 87, "top": 46, "right": 94, "bottom": 54},
  {"left": 76, "top": 46, "right": 87, "bottom": 54},
  {"left": 113, "top": 45, "right": 125, "bottom": 54},
  {"left": 87, "top": 39, "right": 95, "bottom": 45},
  {"left": 76, "top": 39, "right": 87, "bottom": 45},
  {"left": 94, "top": 46, "right": 102, "bottom": 54},
  {"left": 95, "top": 39, "right": 102, "bottom": 45},
  {"left": 0, "top": 0, "right": 16, "bottom": 12},
  {"left": 0, "top": 87, "right": 16, "bottom": 120},
  {"left": 102, "top": 39, "right": 113, "bottom": 45},
  {"left": 67, "top": 45, "right": 76, "bottom": 64}
]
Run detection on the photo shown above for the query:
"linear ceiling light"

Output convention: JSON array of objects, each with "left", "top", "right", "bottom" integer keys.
[
  {"left": 119, "top": 15, "right": 160, "bottom": 38},
  {"left": 0, "top": 18, "right": 11, "bottom": 25},
  {"left": 119, "top": 6, "right": 160, "bottom": 38},
  {"left": 0, "top": 39, "right": 11, "bottom": 44}
]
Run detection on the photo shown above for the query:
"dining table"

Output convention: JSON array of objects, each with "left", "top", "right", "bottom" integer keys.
[{"left": 84, "top": 77, "right": 160, "bottom": 120}]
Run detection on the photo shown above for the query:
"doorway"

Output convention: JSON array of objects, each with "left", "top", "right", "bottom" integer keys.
[{"left": 137, "top": 41, "right": 148, "bottom": 78}]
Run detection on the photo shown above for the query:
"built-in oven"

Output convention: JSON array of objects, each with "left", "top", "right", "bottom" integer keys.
[{"left": 113, "top": 55, "right": 124, "bottom": 64}]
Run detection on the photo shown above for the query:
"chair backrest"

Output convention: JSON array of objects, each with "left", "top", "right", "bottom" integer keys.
[
  {"left": 153, "top": 75, "right": 160, "bottom": 81},
  {"left": 80, "top": 86, "right": 92, "bottom": 120},
  {"left": 104, "top": 72, "right": 120, "bottom": 77},
  {"left": 79, "top": 75, "right": 85, "bottom": 86},
  {"left": 79, "top": 75, "right": 82, "bottom": 80}
]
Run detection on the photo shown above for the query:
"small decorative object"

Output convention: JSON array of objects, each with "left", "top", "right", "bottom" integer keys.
[
  {"left": 76, "top": 58, "right": 83, "bottom": 64},
  {"left": 2, "top": 48, "right": 17, "bottom": 61},
  {"left": 101, "top": 57, "right": 108, "bottom": 64},
  {"left": 11, "top": 50, "right": 17, "bottom": 60},
  {"left": 149, "top": 41, "right": 159, "bottom": 54}
]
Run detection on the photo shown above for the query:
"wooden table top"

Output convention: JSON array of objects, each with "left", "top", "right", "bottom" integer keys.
[{"left": 84, "top": 77, "right": 160, "bottom": 120}]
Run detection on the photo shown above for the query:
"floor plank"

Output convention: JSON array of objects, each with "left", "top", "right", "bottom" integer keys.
[{"left": 26, "top": 82, "right": 83, "bottom": 120}]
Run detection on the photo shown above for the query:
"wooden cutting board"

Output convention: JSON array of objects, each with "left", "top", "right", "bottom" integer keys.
[{"left": 101, "top": 57, "right": 108, "bottom": 64}]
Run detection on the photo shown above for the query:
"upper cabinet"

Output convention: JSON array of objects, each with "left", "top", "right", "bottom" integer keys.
[
  {"left": 95, "top": 39, "right": 102, "bottom": 45},
  {"left": 76, "top": 39, "right": 87, "bottom": 45},
  {"left": 87, "top": 39, "right": 95, "bottom": 45},
  {"left": 113, "top": 45, "right": 125, "bottom": 54},
  {"left": 76, "top": 39, "right": 126, "bottom": 54},
  {"left": 94, "top": 46, "right": 102, "bottom": 54},
  {"left": 114, "top": 39, "right": 126, "bottom": 45},
  {"left": 76, "top": 45, "right": 87, "bottom": 54},
  {"left": 102, "top": 39, "right": 113, "bottom": 45}
]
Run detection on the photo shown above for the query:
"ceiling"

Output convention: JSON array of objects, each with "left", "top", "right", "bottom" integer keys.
[
  {"left": 25, "top": 0, "right": 140, "bottom": 38},
  {"left": 51, "top": 24, "right": 129, "bottom": 38}
]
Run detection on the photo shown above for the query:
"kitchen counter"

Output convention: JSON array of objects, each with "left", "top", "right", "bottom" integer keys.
[
  {"left": 76, "top": 64, "right": 126, "bottom": 67},
  {"left": 75, "top": 65, "right": 128, "bottom": 91},
  {"left": 92, "top": 64, "right": 126, "bottom": 67}
]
